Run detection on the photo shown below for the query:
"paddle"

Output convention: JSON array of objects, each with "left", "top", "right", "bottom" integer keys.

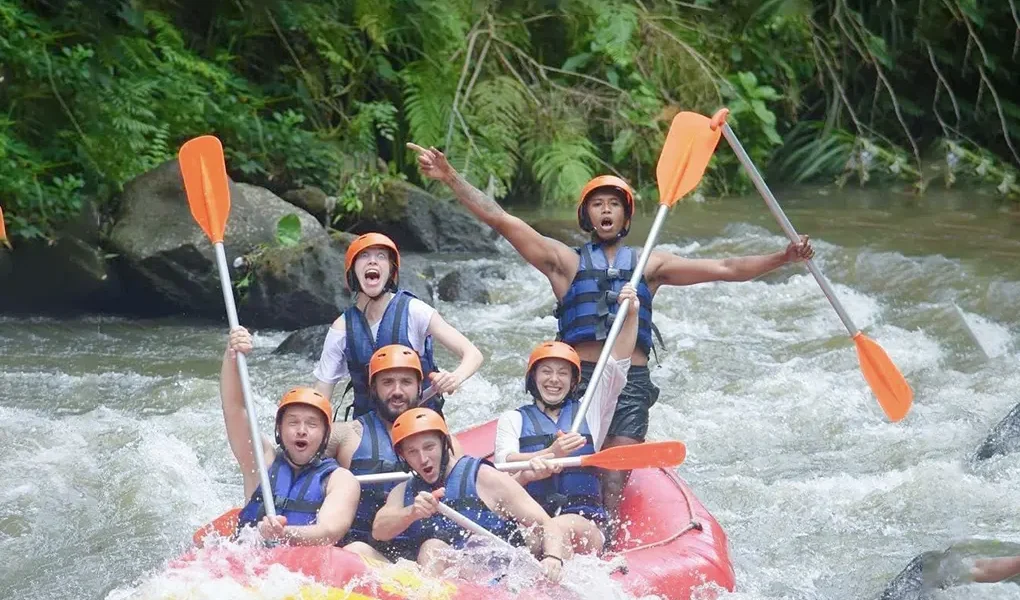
[
  {"left": 178, "top": 135, "right": 277, "bottom": 517},
  {"left": 435, "top": 501, "right": 511, "bottom": 548},
  {"left": 0, "top": 205, "right": 10, "bottom": 250},
  {"left": 708, "top": 108, "right": 913, "bottom": 422},
  {"left": 355, "top": 440, "right": 686, "bottom": 484},
  {"left": 193, "top": 439, "right": 687, "bottom": 543},
  {"left": 569, "top": 111, "right": 724, "bottom": 433}
]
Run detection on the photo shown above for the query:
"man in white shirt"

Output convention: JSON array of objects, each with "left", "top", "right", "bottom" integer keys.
[
  {"left": 313, "top": 233, "right": 483, "bottom": 420},
  {"left": 493, "top": 284, "right": 639, "bottom": 554}
]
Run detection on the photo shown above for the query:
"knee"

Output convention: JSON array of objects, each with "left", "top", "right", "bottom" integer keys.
[{"left": 417, "top": 539, "right": 449, "bottom": 564}]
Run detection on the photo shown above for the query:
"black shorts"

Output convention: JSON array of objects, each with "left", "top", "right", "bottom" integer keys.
[{"left": 576, "top": 362, "right": 660, "bottom": 442}]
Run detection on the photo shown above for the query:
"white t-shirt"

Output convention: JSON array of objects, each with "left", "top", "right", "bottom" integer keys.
[
  {"left": 494, "top": 357, "right": 631, "bottom": 462},
  {"left": 313, "top": 296, "right": 436, "bottom": 385}
]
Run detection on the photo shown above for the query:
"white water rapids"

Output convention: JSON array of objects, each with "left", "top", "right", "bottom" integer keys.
[{"left": 1, "top": 189, "right": 1019, "bottom": 599}]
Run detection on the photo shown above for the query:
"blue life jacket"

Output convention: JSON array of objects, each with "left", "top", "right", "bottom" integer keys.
[
  {"left": 517, "top": 400, "right": 606, "bottom": 523},
  {"left": 402, "top": 457, "right": 517, "bottom": 548},
  {"left": 343, "top": 289, "right": 442, "bottom": 420},
  {"left": 237, "top": 453, "right": 339, "bottom": 528},
  {"left": 342, "top": 411, "right": 410, "bottom": 546},
  {"left": 555, "top": 243, "right": 656, "bottom": 357}
]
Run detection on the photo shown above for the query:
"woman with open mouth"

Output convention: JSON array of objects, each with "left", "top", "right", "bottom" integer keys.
[{"left": 312, "top": 232, "right": 483, "bottom": 421}]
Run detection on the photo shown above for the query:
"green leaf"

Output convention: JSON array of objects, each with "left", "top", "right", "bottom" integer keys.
[
  {"left": 737, "top": 71, "right": 758, "bottom": 92},
  {"left": 755, "top": 85, "right": 781, "bottom": 101},
  {"left": 562, "top": 52, "right": 592, "bottom": 73},
  {"left": 751, "top": 99, "right": 776, "bottom": 126},
  {"left": 275, "top": 214, "right": 302, "bottom": 247}
]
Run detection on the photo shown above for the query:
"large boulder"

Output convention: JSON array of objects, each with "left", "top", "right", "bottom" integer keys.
[
  {"left": 282, "top": 185, "right": 335, "bottom": 224},
  {"left": 242, "top": 237, "right": 350, "bottom": 330},
  {"left": 273, "top": 323, "right": 330, "bottom": 361},
  {"left": 437, "top": 269, "right": 490, "bottom": 304},
  {"left": 344, "top": 180, "right": 499, "bottom": 254},
  {"left": 974, "top": 402, "right": 1020, "bottom": 461},
  {"left": 397, "top": 252, "right": 437, "bottom": 304},
  {"left": 0, "top": 200, "right": 124, "bottom": 313},
  {"left": 109, "top": 160, "right": 326, "bottom": 317}
]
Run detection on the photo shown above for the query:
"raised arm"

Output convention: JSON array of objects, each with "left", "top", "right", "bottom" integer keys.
[
  {"left": 425, "top": 312, "right": 483, "bottom": 396},
  {"left": 407, "top": 143, "right": 577, "bottom": 291},
  {"left": 645, "top": 235, "right": 814, "bottom": 291},
  {"left": 220, "top": 327, "right": 276, "bottom": 499}
]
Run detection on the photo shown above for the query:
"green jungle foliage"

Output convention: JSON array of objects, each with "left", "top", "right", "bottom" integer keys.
[{"left": 1, "top": 0, "right": 1018, "bottom": 239}]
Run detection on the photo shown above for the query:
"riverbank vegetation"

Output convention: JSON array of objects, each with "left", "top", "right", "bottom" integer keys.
[{"left": 2, "top": 0, "right": 1018, "bottom": 239}]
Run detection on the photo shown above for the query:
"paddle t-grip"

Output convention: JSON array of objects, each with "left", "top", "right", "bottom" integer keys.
[
  {"left": 215, "top": 242, "right": 277, "bottom": 518},
  {"left": 717, "top": 121, "right": 860, "bottom": 338}
]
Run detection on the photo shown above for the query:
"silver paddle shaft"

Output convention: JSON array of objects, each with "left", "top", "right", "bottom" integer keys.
[
  {"left": 720, "top": 123, "right": 860, "bottom": 337},
  {"left": 215, "top": 242, "right": 277, "bottom": 517}
]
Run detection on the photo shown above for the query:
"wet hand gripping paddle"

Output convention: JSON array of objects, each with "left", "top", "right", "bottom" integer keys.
[
  {"left": 178, "top": 135, "right": 278, "bottom": 519},
  {"left": 569, "top": 112, "right": 725, "bottom": 433},
  {"left": 192, "top": 441, "right": 686, "bottom": 544},
  {"left": 708, "top": 108, "right": 913, "bottom": 422}
]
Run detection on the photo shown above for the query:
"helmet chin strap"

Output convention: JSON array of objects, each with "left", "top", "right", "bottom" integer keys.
[{"left": 536, "top": 394, "right": 567, "bottom": 412}]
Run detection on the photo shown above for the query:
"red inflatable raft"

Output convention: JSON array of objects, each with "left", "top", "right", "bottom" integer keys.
[{"left": 174, "top": 419, "right": 735, "bottom": 599}]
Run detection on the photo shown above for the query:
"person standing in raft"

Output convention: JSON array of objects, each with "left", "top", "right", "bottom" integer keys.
[
  {"left": 327, "top": 344, "right": 464, "bottom": 561},
  {"left": 223, "top": 327, "right": 360, "bottom": 545},
  {"left": 313, "top": 232, "right": 483, "bottom": 420},
  {"left": 373, "top": 409, "right": 570, "bottom": 582},
  {"left": 407, "top": 143, "right": 815, "bottom": 517},
  {"left": 493, "top": 284, "right": 639, "bottom": 555}
]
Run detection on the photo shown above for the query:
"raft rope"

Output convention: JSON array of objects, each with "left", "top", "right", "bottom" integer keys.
[{"left": 617, "top": 469, "right": 703, "bottom": 557}]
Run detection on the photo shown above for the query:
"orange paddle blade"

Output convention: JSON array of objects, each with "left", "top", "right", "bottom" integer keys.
[
  {"left": 655, "top": 112, "right": 724, "bottom": 206},
  {"left": 579, "top": 440, "right": 687, "bottom": 470},
  {"left": 0, "top": 205, "right": 9, "bottom": 249},
  {"left": 179, "top": 135, "right": 231, "bottom": 244},
  {"left": 853, "top": 332, "right": 913, "bottom": 422},
  {"left": 192, "top": 507, "right": 241, "bottom": 547}
]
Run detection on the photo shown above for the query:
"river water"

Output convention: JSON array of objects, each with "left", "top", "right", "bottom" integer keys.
[{"left": 2, "top": 187, "right": 1019, "bottom": 600}]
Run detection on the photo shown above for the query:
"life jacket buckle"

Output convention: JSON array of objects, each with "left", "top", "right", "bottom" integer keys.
[
  {"left": 605, "top": 267, "right": 621, "bottom": 279},
  {"left": 605, "top": 290, "right": 619, "bottom": 303},
  {"left": 548, "top": 493, "right": 568, "bottom": 517}
]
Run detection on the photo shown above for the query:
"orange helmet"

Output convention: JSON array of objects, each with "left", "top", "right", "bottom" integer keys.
[
  {"left": 390, "top": 407, "right": 450, "bottom": 451},
  {"left": 344, "top": 233, "right": 400, "bottom": 292},
  {"left": 274, "top": 387, "right": 333, "bottom": 453},
  {"left": 368, "top": 344, "right": 423, "bottom": 384},
  {"left": 576, "top": 175, "right": 635, "bottom": 232},
  {"left": 525, "top": 341, "right": 581, "bottom": 401}
]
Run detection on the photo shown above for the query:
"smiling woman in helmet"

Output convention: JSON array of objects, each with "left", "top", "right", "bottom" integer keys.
[
  {"left": 372, "top": 409, "right": 569, "bottom": 582},
  {"left": 222, "top": 327, "right": 360, "bottom": 545},
  {"left": 313, "top": 232, "right": 483, "bottom": 421},
  {"left": 494, "top": 284, "right": 639, "bottom": 554}
]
